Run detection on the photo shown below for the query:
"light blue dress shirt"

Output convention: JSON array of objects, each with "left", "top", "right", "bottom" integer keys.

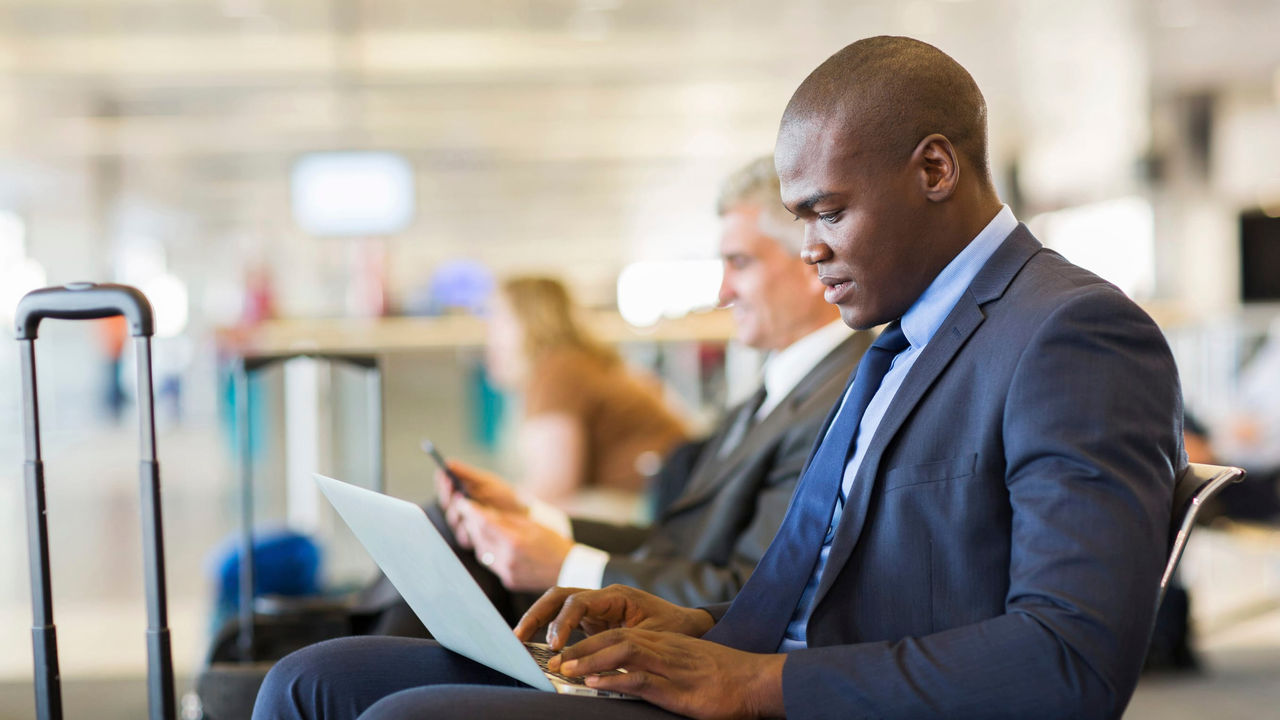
[{"left": 779, "top": 205, "right": 1018, "bottom": 652}]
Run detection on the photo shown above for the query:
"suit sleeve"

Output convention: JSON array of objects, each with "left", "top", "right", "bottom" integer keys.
[
  {"left": 568, "top": 518, "right": 651, "bottom": 555},
  {"left": 597, "top": 429, "right": 812, "bottom": 607},
  {"left": 781, "top": 290, "right": 1183, "bottom": 720}
]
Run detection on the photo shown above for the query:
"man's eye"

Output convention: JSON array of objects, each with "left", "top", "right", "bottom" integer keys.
[{"left": 819, "top": 212, "right": 841, "bottom": 225}]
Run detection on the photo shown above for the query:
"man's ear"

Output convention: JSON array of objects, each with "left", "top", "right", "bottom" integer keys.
[{"left": 913, "top": 133, "right": 959, "bottom": 202}]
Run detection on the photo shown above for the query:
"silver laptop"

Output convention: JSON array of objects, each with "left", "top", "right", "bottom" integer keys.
[{"left": 313, "top": 473, "right": 632, "bottom": 698}]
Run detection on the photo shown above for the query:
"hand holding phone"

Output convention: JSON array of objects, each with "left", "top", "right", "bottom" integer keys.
[{"left": 422, "top": 439, "right": 472, "bottom": 500}]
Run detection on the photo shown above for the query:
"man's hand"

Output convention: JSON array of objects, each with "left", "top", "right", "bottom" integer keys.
[
  {"left": 553, "top": 629, "right": 785, "bottom": 720},
  {"left": 513, "top": 587, "right": 784, "bottom": 718},
  {"left": 453, "top": 500, "right": 574, "bottom": 591},
  {"left": 514, "top": 585, "right": 714, "bottom": 649},
  {"left": 436, "top": 461, "right": 524, "bottom": 549},
  {"left": 436, "top": 460, "right": 525, "bottom": 514}
]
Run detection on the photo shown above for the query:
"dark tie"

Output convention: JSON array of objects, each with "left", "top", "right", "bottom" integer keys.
[
  {"left": 703, "top": 322, "right": 910, "bottom": 653},
  {"left": 717, "top": 386, "right": 768, "bottom": 459}
]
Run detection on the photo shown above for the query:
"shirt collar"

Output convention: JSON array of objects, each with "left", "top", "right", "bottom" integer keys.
[
  {"left": 900, "top": 204, "right": 1017, "bottom": 350},
  {"left": 760, "top": 319, "right": 853, "bottom": 412}
]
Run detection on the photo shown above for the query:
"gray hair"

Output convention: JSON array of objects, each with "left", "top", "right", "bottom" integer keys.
[{"left": 716, "top": 155, "right": 805, "bottom": 255}]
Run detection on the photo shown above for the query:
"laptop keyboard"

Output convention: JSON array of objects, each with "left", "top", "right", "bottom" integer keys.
[
  {"left": 524, "top": 643, "right": 624, "bottom": 686},
  {"left": 525, "top": 643, "right": 585, "bottom": 684}
]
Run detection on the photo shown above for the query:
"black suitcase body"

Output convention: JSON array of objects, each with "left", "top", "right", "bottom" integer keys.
[
  {"left": 194, "top": 352, "right": 384, "bottom": 720},
  {"left": 15, "top": 282, "right": 176, "bottom": 720}
]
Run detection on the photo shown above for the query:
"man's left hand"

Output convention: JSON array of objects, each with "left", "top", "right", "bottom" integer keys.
[
  {"left": 551, "top": 628, "right": 786, "bottom": 720},
  {"left": 455, "top": 499, "right": 574, "bottom": 592}
]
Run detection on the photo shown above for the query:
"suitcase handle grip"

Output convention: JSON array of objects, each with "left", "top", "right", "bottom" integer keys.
[{"left": 15, "top": 282, "right": 155, "bottom": 340}]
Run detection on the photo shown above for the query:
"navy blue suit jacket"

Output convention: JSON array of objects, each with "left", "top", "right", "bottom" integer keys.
[{"left": 707, "top": 225, "right": 1184, "bottom": 719}]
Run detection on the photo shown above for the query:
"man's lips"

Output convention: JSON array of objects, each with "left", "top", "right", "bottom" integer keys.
[{"left": 820, "top": 274, "right": 854, "bottom": 303}]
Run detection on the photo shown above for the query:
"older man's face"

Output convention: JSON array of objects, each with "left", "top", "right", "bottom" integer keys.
[
  {"left": 717, "top": 204, "right": 821, "bottom": 351},
  {"left": 775, "top": 117, "right": 936, "bottom": 330}
]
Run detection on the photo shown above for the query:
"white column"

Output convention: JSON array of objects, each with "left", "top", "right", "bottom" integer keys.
[{"left": 283, "top": 356, "right": 331, "bottom": 532}]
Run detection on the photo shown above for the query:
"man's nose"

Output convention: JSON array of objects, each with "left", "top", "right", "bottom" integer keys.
[
  {"left": 717, "top": 272, "right": 736, "bottom": 307},
  {"left": 800, "top": 232, "right": 832, "bottom": 265}
]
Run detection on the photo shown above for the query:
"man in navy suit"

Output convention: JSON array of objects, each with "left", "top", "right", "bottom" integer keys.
[{"left": 253, "top": 35, "right": 1182, "bottom": 720}]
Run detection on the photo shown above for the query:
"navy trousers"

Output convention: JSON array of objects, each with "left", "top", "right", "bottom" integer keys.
[{"left": 250, "top": 636, "right": 687, "bottom": 720}]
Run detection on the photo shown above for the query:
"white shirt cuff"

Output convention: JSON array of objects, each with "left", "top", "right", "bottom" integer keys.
[
  {"left": 525, "top": 496, "right": 573, "bottom": 539},
  {"left": 557, "top": 544, "right": 609, "bottom": 590}
]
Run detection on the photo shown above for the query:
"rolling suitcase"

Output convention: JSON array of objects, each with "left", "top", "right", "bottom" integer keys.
[
  {"left": 15, "top": 282, "right": 176, "bottom": 720},
  {"left": 194, "top": 352, "right": 384, "bottom": 720}
]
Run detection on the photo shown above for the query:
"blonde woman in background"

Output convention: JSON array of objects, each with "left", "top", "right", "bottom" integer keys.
[{"left": 484, "top": 276, "right": 689, "bottom": 518}]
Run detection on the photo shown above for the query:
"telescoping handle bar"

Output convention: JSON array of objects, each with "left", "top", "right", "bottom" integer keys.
[
  {"left": 14, "top": 282, "right": 154, "bottom": 340},
  {"left": 15, "top": 282, "right": 175, "bottom": 720}
]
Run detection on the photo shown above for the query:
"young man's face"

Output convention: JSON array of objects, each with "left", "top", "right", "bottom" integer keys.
[{"left": 776, "top": 118, "right": 936, "bottom": 330}]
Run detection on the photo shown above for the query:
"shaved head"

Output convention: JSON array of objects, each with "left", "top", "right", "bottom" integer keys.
[
  {"left": 774, "top": 36, "right": 1003, "bottom": 329},
  {"left": 783, "top": 36, "right": 989, "bottom": 180}
]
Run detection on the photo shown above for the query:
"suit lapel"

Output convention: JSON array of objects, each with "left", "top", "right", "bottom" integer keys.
[
  {"left": 811, "top": 226, "right": 1043, "bottom": 607},
  {"left": 671, "top": 402, "right": 772, "bottom": 509},
  {"left": 665, "top": 333, "right": 868, "bottom": 515}
]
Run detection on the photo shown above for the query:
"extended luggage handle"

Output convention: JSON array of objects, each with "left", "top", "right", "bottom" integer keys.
[
  {"left": 16, "top": 283, "right": 175, "bottom": 720},
  {"left": 15, "top": 282, "right": 155, "bottom": 340}
]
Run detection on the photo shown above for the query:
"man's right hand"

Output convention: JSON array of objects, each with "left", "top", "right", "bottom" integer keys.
[
  {"left": 436, "top": 460, "right": 525, "bottom": 513},
  {"left": 514, "top": 585, "right": 715, "bottom": 650},
  {"left": 437, "top": 460, "right": 525, "bottom": 549}
]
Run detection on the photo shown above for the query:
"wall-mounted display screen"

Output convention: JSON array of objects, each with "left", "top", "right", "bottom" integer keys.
[{"left": 291, "top": 152, "right": 415, "bottom": 237}]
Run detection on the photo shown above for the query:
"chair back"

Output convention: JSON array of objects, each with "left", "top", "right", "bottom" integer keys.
[{"left": 1158, "top": 462, "right": 1246, "bottom": 608}]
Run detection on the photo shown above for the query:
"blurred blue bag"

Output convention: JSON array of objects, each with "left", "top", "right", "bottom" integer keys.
[{"left": 207, "top": 528, "right": 321, "bottom": 633}]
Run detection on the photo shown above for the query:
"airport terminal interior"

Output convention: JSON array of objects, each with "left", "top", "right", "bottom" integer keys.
[{"left": 2, "top": 0, "right": 1280, "bottom": 718}]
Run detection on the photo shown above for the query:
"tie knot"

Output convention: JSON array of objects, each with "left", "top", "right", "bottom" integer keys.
[{"left": 872, "top": 321, "right": 910, "bottom": 355}]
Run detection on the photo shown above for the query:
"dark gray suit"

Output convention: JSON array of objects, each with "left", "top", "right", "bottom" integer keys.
[{"left": 572, "top": 331, "right": 869, "bottom": 606}]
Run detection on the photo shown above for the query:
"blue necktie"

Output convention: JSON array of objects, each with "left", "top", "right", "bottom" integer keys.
[{"left": 703, "top": 322, "right": 910, "bottom": 653}]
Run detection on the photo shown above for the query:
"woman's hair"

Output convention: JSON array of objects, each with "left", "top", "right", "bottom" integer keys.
[{"left": 497, "top": 276, "right": 620, "bottom": 367}]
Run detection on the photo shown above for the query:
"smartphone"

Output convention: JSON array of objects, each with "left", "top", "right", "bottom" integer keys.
[{"left": 421, "top": 439, "right": 472, "bottom": 499}]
